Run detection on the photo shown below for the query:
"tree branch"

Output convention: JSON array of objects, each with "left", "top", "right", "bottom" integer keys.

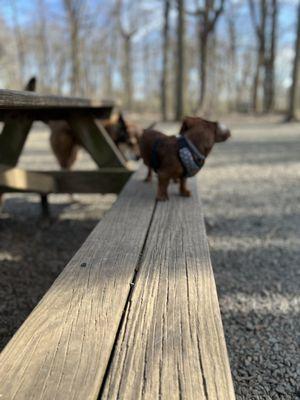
[{"left": 207, "top": 0, "right": 225, "bottom": 32}]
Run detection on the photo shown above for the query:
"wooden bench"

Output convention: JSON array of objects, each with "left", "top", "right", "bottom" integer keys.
[
  {"left": 0, "top": 89, "right": 132, "bottom": 213},
  {"left": 0, "top": 167, "right": 235, "bottom": 400}
]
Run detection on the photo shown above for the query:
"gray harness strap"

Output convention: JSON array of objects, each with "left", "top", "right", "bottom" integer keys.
[{"left": 178, "top": 136, "right": 206, "bottom": 177}]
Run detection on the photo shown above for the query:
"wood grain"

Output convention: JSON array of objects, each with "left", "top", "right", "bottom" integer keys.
[
  {"left": 0, "top": 89, "right": 113, "bottom": 109},
  {"left": 0, "top": 167, "right": 156, "bottom": 400},
  {"left": 0, "top": 90, "right": 114, "bottom": 121},
  {"left": 102, "top": 178, "right": 235, "bottom": 400}
]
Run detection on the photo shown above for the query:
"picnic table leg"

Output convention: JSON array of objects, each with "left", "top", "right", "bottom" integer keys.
[
  {"left": 0, "top": 193, "right": 3, "bottom": 210},
  {"left": 0, "top": 115, "right": 33, "bottom": 166},
  {"left": 67, "top": 114, "right": 127, "bottom": 168},
  {"left": 40, "top": 194, "right": 50, "bottom": 217}
]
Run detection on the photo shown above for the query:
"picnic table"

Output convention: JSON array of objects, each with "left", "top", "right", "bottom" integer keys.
[
  {"left": 0, "top": 90, "right": 235, "bottom": 399},
  {"left": 0, "top": 89, "right": 132, "bottom": 213}
]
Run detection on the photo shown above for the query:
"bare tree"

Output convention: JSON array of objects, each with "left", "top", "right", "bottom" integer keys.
[
  {"left": 10, "top": 0, "right": 26, "bottom": 87},
  {"left": 36, "top": 0, "right": 49, "bottom": 91},
  {"left": 161, "top": 0, "right": 170, "bottom": 120},
  {"left": 63, "top": 0, "right": 85, "bottom": 95},
  {"left": 226, "top": 4, "right": 238, "bottom": 110},
  {"left": 248, "top": 0, "right": 267, "bottom": 112},
  {"left": 0, "top": 0, "right": 296, "bottom": 115},
  {"left": 287, "top": 1, "right": 300, "bottom": 121},
  {"left": 175, "top": 0, "right": 185, "bottom": 120},
  {"left": 116, "top": 0, "right": 140, "bottom": 110},
  {"left": 187, "top": 0, "right": 225, "bottom": 110},
  {"left": 263, "top": 0, "right": 278, "bottom": 112}
]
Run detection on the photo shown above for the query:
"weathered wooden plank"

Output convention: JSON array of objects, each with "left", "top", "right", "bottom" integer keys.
[
  {"left": 0, "top": 115, "right": 33, "bottom": 166},
  {"left": 0, "top": 107, "right": 114, "bottom": 122},
  {"left": 102, "top": 178, "right": 235, "bottom": 400},
  {"left": 67, "top": 115, "right": 127, "bottom": 168},
  {"left": 0, "top": 90, "right": 114, "bottom": 121},
  {"left": 41, "top": 169, "right": 133, "bottom": 193},
  {"left": 0, "top": 169, "right": 131, "bottom": 195},
  {"left": 0, "top": 165, "right": 55, "bottom": 193},
  {"left": 0, "top": 89, "right": 113, "bottom": 109},
  {"left": 0, "top": 167, "right": 156, "bottom": 400}
]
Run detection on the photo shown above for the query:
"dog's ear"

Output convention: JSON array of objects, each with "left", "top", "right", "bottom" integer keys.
[
  {"left": 179, "top": 116, "right": 202, "bottom": 135},
  {"left": 24, "top": 77, "right": 37, "bottom": 92}
]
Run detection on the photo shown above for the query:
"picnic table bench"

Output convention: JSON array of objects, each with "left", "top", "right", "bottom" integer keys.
[
  {"left": 0, "top": 89, "right": 132, "bottom": 213},
  {"left": 0, "top": 166, "right": 235, "bottom": 399}
]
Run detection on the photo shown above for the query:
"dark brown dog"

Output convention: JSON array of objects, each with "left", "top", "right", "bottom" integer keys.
[
  {"left": 48, "top": 113, "right": 140, "bottom": 170},
  {"left": 139, "top": 116, "right": 231, "bottom": 201}
]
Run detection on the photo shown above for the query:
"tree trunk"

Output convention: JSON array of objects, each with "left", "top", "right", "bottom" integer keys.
[
  {"left": 37, "top": 0, "right": 49, "bottom": 92},
  {"left": 10, "top": 0, "right": 25, "bottom": 87},
  {"left": 248, "top": 0, "right": 267, "bottom": 112},
  {"left": 70, "top": 20, "right": 80, "bottom": 95},
  {"left": 124, "top": 36, "right": 133, "bottom": 110},
  {"left": 252, "top": 44, "right": 265, "bottom": 112},
  {"left": 161, "top": 0, "right": 170, "bottom": 121},
  {"left": 263, "top": 0, "right": 277, "bottom": 112},
  {"left": 64, "top": 0, "right": 81, "bottom": 96},
  {"left": 227, "top": 12, "right": 238, "bottom": 110},
  {"left": 175, "top": 0, "right": 185, "bottom": 121},
  {"left": 199, "top": 30, "right": 208, "bottom": 109},
  {"left": 287, "top": 1, "right": 300, "bottom": 120}
]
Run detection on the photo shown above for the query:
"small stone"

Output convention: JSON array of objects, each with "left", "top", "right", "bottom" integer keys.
[
  {"left": 246, "top": 321, "right": 255, "bottom": 331},
  {"left": 245, "top": 359, "right": 251, "bottom": 367},
  {"left": 276, "top": 385, "right": 287, "bottom": 395}
]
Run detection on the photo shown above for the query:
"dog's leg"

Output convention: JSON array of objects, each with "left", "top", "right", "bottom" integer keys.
[
  {"left": 0, "top": 193, "right": 4, "bottom": 211},
  {"left": 157, "top": 175, "right": 170, "bottom": 201},
  {"left": 40, "top": 194, "right": 50, "bottom": 217},
  {"left": 179, "top": 178, "right": 191, "bottom": 197},
  {"left": 144, "top": 167, "right": 152, "bottom": 182}
]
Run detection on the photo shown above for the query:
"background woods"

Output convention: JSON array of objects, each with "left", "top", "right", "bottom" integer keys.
[{"left": 0, "top": 0, "right": 299, "bottom": 120}]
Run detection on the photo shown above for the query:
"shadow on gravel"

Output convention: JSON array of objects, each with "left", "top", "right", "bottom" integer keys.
[
  {"left": 203, "top": 128, "right": 300, "bottom": 399},
  {"left": 0, "top": 199, "right": 100, "bottom": 351},
  {"left": 1, "top": 197, "right": 77, "bottom": 219},
  {"left": 209, "top": 212, "right": 300, "bottom": 237}
]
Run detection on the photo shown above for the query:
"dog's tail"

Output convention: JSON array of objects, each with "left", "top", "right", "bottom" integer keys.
[
  {"left": 24, "top": 77, "right": 37, "bottom": 92},
  {"left": 144, "top": 122, "right": 156, "bottom": 130}
]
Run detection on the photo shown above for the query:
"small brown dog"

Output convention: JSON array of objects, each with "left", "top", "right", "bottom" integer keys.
[
  {"left": 139, "top": 116, "right": 231, "bottom": 201},
  {"left": 49, "top": 113, "right": 141, "bottom": 170}
]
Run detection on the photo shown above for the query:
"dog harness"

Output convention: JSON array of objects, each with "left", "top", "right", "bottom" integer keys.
[
  {"left": 177, "top": 136, "right": 206, "bottom": 177},
  {"left": 150, "top": 136, "right": 206, "bottom": 178}
]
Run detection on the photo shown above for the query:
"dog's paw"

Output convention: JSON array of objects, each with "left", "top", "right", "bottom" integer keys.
[
  {"left": 156, "top": 194, "right": 169, "bottom": 201},
  {"left": 180, "top": 189, "right": 191, "bottom": 197}
]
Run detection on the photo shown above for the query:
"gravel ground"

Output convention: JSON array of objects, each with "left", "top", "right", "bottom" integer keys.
[
  {"left": 0, "top": 118, "right": 299, "bottom": 399},
  {"left": 0, "top": 123, "right": 116, "bottom": 348},
  {"left": 200, "top": 117, "right": 300, "bottom": 400}
]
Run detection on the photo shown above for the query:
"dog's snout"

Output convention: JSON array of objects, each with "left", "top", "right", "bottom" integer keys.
[
  {"left": 216, "top": 122, "right": 231, "bottom": 142},
  {"left": 218, "top": 123, "right": 230, "bottom": 134}
]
